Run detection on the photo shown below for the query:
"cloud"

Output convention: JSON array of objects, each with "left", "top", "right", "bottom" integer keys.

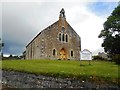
[
  {"left": 64, "top": 4, "right": 105, "bottom": 55},
  {"left": 3, "top": 41, "right": 25, "bottom": 55},
  {"left": 1, "top": 0, "right": 120, "bottom": 2},
  {"left": 2, "top": 2, "right": 89, "bottom": 55},
  {"left": 2, "top": 1, "right": 118, "bottom": 56},
  {"left": 0, "top": 3, "right": 2, "bottom": 42}
]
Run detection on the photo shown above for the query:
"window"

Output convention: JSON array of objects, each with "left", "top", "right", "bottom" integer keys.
[
  {"left": 66, "top": 34, "right": 68, "bottom": 42},
  {"left": 62, "top": 27, "right": 65, "bottom": 32},
  {"left": 59, "top": 33, "right": 61, "bottom": 41},
  {"left": 59, "top": 33, "right": 68, "bottom": 42},
  {"left": 62, "top": 34, "right": 64, "bottom": 41},
  {"left": 53, "top": 49, "right": 56, "bottom": 55},
  {"left": 71, "top": 51, "right": 73, "bottom": 57}
]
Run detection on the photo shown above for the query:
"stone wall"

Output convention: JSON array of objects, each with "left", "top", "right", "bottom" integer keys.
[{"left": 2, "top": 70, "right": 119, "bottom": 89}]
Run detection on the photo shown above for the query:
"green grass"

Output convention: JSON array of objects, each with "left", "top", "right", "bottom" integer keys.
[{"left": 1, "top": 60, "right": 119, "bottom": 84}]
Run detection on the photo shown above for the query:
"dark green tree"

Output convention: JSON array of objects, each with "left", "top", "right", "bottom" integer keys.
[
  {"left": 98, "top": 4, "right": 120, "bottom": 64},
  {"left": 0, "top": 38, "right": 4, "bottom": 51}
]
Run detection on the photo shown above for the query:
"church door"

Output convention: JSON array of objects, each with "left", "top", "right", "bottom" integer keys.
[{"left": 59, "top": 48, "right": 67, "bottom": 60}]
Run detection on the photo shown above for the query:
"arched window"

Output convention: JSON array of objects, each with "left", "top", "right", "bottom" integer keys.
[
  {"left": 62, "top": 34, "right": 64, "bottom": 41},
  {"left": 71, "top": 51, "right": 73, "bottom": 57},
  {"left": 59, "top": 33, "right": 61, "bottom": 41},
  {"left": 53, "top": 49, "right": 56, "bottom": 56},
  {"left": 66, "top": 34, "right": 68, "bottom": 42},
  {"left": 62, "top": 27, "right": 65, "bottom": 32}
]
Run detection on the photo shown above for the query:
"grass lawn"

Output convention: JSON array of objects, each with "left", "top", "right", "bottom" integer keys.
[{"left": 1, "top": 60, "right": 119, "bottom": 84}]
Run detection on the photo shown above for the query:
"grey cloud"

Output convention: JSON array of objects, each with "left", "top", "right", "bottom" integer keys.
[
  {"left": 2, "top": 2, "right": 105, "bottom": 55},
  {"left": 2, "top": 2, "right": 74, "bottom": 55}
]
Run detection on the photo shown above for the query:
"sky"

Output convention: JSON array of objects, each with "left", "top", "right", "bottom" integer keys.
[{"left": 1, "top": 0, "right": 119, "bottom": 56}]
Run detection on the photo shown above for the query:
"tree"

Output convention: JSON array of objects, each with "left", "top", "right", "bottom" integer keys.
[
  {"left": 0, "top": 38, "right": 4, "bottom": 51},
  {"left": 9, "top": 54, "right": 13, "bottom": 58},
  {"left": 98, "top": 4, "right": 120, "bottom": 64}
]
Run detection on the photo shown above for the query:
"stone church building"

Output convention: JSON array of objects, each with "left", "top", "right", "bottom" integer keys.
[{"left": 26, "top": 8, "right": 81, "bottom": 60}]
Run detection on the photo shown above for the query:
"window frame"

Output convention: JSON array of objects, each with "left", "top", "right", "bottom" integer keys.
[
  {"left": 66, "top": 34, "right": 68, "bottom": 42},
  {"left": 53, "top": 49, "right": 56, "bottom": 56},
  {"left": 62, "top": 33, "right": 65, "bottom": 41},
  {"left": 71, "top": 51, "right": 73, "bottom": 57},
  {"left": 59, "top": 33, "right": 61, "bottom": 41}
]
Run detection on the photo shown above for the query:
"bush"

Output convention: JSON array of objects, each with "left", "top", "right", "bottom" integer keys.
[
  {"left": 112, "top": 54, "right": 120, "bottom": 65},
  {"left": 93, "top": 56, "right": 105, "bottom": 60}
]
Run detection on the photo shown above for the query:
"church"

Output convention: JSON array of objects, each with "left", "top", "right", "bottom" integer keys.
[{"left": 26, "top": 8, "right": 81, "bottom": 60}]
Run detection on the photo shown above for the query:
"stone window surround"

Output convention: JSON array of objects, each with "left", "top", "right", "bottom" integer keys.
[
  {"left": 70, "top": 50, "right": 74, "bottom": 57},
  {"left": 59, "top": 33, "right": 61, "bottom": 41},
  {"left": 52, "top": 48, "right": 57, "bottom": 56},
  {"left": 58, "top": 32, "right": 69, "bottom": 43},
  {"left": 65, "top": 34, "right": 68, "bottom": 42}
]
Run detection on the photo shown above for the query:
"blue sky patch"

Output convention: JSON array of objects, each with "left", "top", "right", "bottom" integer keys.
[{"left": 87, "top": 2, "right": 118, "bottom": 17}]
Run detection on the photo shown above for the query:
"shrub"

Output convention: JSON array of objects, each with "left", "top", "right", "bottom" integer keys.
[
  {"left": 92, "top": 56, "right": 105, "bottom": 60},
  {"left": 112, "top": 54, "right": 120, "bottom": 65}
]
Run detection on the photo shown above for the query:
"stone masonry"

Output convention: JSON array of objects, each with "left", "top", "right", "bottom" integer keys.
[{"left": 2, "top": 70, "right": 119, "bottom": 89}]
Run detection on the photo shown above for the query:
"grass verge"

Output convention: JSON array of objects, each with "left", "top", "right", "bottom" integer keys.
[{"left": 1, "top": 60, "right": 119, "bottom": 84}]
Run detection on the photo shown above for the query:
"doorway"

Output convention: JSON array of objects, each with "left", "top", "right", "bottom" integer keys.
[{"left": 59, "top": 48, "right": 67, "bottom": 60}]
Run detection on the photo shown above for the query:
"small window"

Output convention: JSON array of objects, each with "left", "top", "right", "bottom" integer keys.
[
  {"left": 62, "top": 34, "right": 64, "bottom": 41},
  {"left": 53, "top": 49, "right": 56, "bottom": 55},
  {"left": 59, "top": 33, "right": 61, "bottom": 41},
  {"left": 71, "top": 51, "right": 73, "bottom": 57},
  {"left": 62, "top": 27, "right": 65, "bottom": 32},
  {"left": 66, "top": 34, "right": 68, "bottom": 42}
]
